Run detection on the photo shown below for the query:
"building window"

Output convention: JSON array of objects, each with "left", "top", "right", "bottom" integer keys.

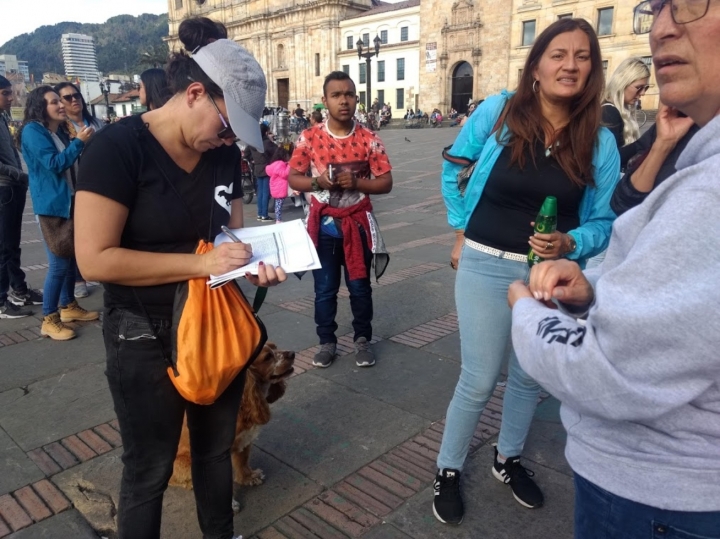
[
  {"left": 342, "top": 64, "right": 350, "bottom": 74},
  {"left": 359, "top": 91, "right": 366, "bottom": 105},
  {"left": 359, "top": 63, "right": 366, "bottom": 84},
  {"left": 558, "top": 13, "right": 572, "bottom": 19},
  {"left": 175, "top": 0, "right": 183, "bottom": 8},
  {"left": 315, "top": 53, "right": 320, "bottom": 77},
  {"left": 602, "top": 60, "right": 608, "bottom": 79},
  {"left": 400, "top": 27, "right": 409, "bottom": 41},
  {"left": 277, "top": 44, "right": 285, "bottom": 68},
  {"left": 597, "top": 7, "right": 614, "bottom": 36},
  {"left": 396, "top": 58, "right": 405, "bottom": 81},
  {"left": 396, "top": 88, "right": 404, "bottom": 110},
  {"left": 347, "top": 36, "right": 354, "bottom": 50},
  {"left": 377, "top": 89, "right": 384, "bottom": 105},
  {"left": 522, "top": 20, "right": 536, "bottom": 46},
  {"left": 380, "top": 30, "right": 388, "bottom": 44},
  {"left": 363, "top": 33, "right": 370, "bottom": 47},
  {"left": 377, "top": 60, "right": 385, "bottom": 82}
]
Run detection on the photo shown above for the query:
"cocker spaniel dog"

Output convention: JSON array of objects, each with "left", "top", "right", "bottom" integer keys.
[{"left": 169, "top": 342, "right": 295, "bottom": 493}]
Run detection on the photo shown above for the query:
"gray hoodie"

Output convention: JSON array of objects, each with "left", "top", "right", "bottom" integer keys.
[{"left": 511, "top": 114, "right": 720, "bottom": 512}]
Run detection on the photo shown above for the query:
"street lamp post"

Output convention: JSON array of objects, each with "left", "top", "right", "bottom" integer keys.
[
  {"left": 356, "top": 35, "right": 381, "bottom": 113},
  {"left": 99, "top": 81, "right": 110, "bottom": 121}
]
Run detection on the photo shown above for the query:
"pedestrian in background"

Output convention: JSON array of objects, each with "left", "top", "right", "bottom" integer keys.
[
  {"left": 509, "top": 1, "right": 720, "bottom": 537},
  {"left": 139, "top": 68, "right": 172, "bottom": 111},
  {"left": 267, "top": 146, "right": 291, "bottom": 223},
  {"left": 246, "top": 123, "right": 276, "bottom": 222},
  {"left": 602, "top": 57, "right": 650, "bottom": 149},
  {"left": 19, "top": 86, "right": 98, "bottom": 340},
  {"left": 434, "top": 18, "right": 620, "bottom": 525},
  {"left": 0, "top": 76, "right": 43, "bottom": 318}
]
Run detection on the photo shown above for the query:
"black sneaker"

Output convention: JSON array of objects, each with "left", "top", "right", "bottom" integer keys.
[
  {"left": 0, "top": 300, "right": 33, "bottom": 319},
  {"left": 354, "top": 337, "right": 375, "bottom": 367},
  {"left": 491, "top": 445, "right": 544, "bottom": 508},
  {"left": 8, "top": 288, "right": 43, "bottom": 306},
  {"left": 312, "top": 343, "right": 336, "bottom": 368},
  {"left": 433, "top": 468, "right": 464, "bottom": 525}
]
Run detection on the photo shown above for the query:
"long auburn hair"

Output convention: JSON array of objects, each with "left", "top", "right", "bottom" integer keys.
[{"left": 503, "top": 18, "right": 604, "bottom": 187}]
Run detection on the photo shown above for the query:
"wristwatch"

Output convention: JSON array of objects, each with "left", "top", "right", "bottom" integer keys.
[
  {"left": 565, "top": 234, "right": 577, "bottom": 254},
  {"left": 311, "top": 177, "right": 321, "bottom": 192}
]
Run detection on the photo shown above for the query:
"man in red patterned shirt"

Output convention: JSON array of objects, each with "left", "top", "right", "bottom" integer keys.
[{"left": 289, "top": 71, "right": 393, "bottom": 368}]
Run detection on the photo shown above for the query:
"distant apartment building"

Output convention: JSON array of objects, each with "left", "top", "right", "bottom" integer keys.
[
  {"left": 61, "top": 33, "right": 100, "bottom": 83},
  {"left": 0, "top": 55, "right": 29, "bottom": 82}
]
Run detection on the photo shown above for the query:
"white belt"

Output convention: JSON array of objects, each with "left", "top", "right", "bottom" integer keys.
[{"left": 464, "top": 238, "right": 527, "bottom": 263}]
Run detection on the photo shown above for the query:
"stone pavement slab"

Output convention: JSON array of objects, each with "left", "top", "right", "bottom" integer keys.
[
  {"left": 258, "top": 308, "right": 351, "bottom": 352},
  {"left": 0, "top": 327, "right": 104, "bottom": 393},
  {"left": 420, "top": 332, "right": 461, "bottom": 364},
  {"left": 385, "top": 443, "right": 574, "bottom": 539},
  {"left": 0, "top": 363, "right": 114, "bottom": 451},
  {"left": 0, "top": 428, "right": 44, "bottom": 496},
  {"left": 313, "top": 339, "right": 460, "bottom": 421},
  {"left": 7, "top": 509, "right": 97, "bottom": 538},
  {"left": 253, "top": 374, "right": 429, "bottom": 487}
]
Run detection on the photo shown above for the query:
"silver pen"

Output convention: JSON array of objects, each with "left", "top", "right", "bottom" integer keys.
[{"left": 221, "top": 225, "right": 241, "bottom": 243}]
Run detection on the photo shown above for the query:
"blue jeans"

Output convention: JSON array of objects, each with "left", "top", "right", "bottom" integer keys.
[
  {"left": 312, "top": 230, "right": 372, "bottom": 344},
  {"left": 574, "top": 474, "right": 720, "bottom": 539},
  {"left": 256, "top": 176, "right": 270, "bottom": 218},
  {"left": 437, "top": 246, "right": 540, "bottom": 470},
  {"left": 0, "top": 184, "right": 28, "bottom": 302},
  {"left": 42, "top": 244, "right": 75, "bottom": 316}
]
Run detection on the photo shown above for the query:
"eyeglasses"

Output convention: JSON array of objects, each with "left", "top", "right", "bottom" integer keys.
[
  {"left": 633, "top": 0, "right": 711, "bottom": 34},
  {"left": 61, "top": 92, "right": 82, "bottom": 103},
  {"left": 0, "top": 90, "right": 12, "bottom": 97},
  {"left": 634, "top": 84, "right": 651, "bottom": 93},
  {"left": 207, "top": 95, "right": 237, "bottom": 141}
]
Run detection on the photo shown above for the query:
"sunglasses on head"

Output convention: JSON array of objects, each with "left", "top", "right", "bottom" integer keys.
[
  {"left": 207, "top": 94, "right": 237, "bottom": 141},
  {"left": 61, "top": 92, "right": 82, "bottom": 103}
]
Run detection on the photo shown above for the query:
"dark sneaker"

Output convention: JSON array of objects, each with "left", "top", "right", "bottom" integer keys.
[
  {"left": 491, "top": 445, "right": 544, "bottom": 508},
  {"left": 312, "top": 343, "right": 336, "bottom": 368},
  {"left": 8, "top": 288, "right": 43, "bottom": 306},
  {"left": 354, "top": 337, "right": 375, "bottom": 367},
  {"left": 433, "top": 469, "right": 464, "bottom": 525},
  {"left": 0, "top": 300, "right": 33, "bottom": 319},
  {"left": 258, "top": 216, "right": 273, "bottom": 222}
]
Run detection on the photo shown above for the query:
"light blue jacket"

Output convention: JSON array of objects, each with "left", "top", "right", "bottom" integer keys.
[
  {"left": 21, "top": 122, "right": 84, "bottom": 218},
  {"left": 442, "top": 91, "right": 621, "bottom": 264}
]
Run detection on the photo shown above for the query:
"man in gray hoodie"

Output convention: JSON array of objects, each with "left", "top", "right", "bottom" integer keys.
[
  {"left": 508, "top": 2, "right": 720, "bottom": 538},
  {"left": 0, "top": 76, "right": 41, "bottom": 318}
]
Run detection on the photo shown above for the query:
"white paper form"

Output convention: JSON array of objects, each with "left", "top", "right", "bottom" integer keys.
[{"left": 208, "top": 219, "right": 321, "bottom": 288}]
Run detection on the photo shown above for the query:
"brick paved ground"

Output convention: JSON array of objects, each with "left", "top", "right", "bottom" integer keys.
[{"left": 0, "top": 127, "right": 574, "bottom": 538}]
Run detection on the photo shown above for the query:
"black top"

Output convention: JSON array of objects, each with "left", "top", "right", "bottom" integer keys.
[
  {"left": 76, "top": 115, "right": 243, "bottom": 318},
  {"left": 602, "top": 103, "right": 625, "bottom": 150},
  {"left": 294, "top": 107, "right": 304, "bottom": 118},
  {"left": 466, "top": 142, "right": 583, "bottom": 255},
  {"left": 611, "top": 123, "right": 700, "bottom": 216}
]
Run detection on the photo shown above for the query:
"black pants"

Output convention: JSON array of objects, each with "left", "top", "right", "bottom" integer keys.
[
  {"left": 103, "top": 307, "right": 245, "bottom": 539},
  {"left": 0, "top": 184, "right": 28, "bottom": 303}
]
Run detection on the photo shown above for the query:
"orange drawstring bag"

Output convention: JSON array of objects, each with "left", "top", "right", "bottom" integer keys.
[{"left": 166, "top": 240, "right": 267, "bottom": 405}]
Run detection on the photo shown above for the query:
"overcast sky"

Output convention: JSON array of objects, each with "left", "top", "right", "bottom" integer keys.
[{"left": 0, "top": 0, "right": 169, "bottom": 46}]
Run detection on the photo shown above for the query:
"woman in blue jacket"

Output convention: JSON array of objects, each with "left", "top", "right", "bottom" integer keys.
[
  {"left": 432, "top": 18, "right": 620, "bottom": 525},
  {"left": 20, "top": 86, "right": 98, "bottom": 340}
]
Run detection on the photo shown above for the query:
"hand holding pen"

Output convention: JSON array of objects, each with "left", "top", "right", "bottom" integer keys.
[{"left": 218, "top": 225, "right": 287, "bottom": 287}]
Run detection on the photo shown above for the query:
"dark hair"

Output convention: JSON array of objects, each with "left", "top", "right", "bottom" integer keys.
[
  {"left": 140, "top": 68, "right": 171, "bottom": 110},
  {"left": 310, "top": 110, "right": 323, "bottom": 124},
  {"left": 166, "top": 17, "right": 227, "bottom": 99},
  {"left": 272, "top": 146, "right": 290, "bottom": 162},
  {"left": 504, "top": 18, "right": 604, "bottom": 187},
  {"left": 18, "top": 86, "right": 56, "bottom": 147},
  {"left": 53, "top": 82, "right": 98, "bottom": 126},
  {"left": 260, "top": 122, "right": 269, "bottom": 139},
  {"left": 322, "top": 71, "right": 354, "bottom": 96},
  {"left": 0, "top": 76, "right": 10, "bottom": 89}
]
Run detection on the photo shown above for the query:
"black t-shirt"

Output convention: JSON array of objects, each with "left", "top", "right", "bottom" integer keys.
[
  {"left": 602, "top": 103, "right": 625, "bottom": 150},
  {"left": 466, "top": 142, "right": 583, "bottom": 255},
  {"left": 76, "top": 115, "right": 243, "bottom": 318},
  {"left": 294, "top": 107, "right": 304, "bottom": 118}
]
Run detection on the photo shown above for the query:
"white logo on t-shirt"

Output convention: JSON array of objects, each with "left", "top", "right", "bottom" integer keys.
[{"left": 214, "top": 183, "right": 233, "bottom": 214}]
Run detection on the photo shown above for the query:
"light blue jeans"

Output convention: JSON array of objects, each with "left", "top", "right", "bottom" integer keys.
[{"left": 437, "top": 246, "right": 542, "bottom": 471}]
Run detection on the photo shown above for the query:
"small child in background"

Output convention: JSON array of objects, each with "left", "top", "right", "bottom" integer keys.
[{"left": 266, "top": 147, "right": 291, "bottom": 223}]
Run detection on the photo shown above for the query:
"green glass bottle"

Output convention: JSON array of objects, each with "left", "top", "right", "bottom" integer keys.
[{"left": 528, "top": 196, "right": 558, "bottom": 267}]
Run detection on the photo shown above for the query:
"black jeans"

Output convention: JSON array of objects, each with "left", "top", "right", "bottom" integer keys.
[
  {"left": 312, "top": 230, "right": 373, "bottom": 344},
  {"left": 103, "top": 307, "right": 246, "bottom": 539},
  {"left": 0, "top": 184, "right": 28, "bottom": 302}
]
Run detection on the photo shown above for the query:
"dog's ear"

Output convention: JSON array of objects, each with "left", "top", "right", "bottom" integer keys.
[
  {"left": 266, "top": 381, "right": 287, "bottom": 404},
  {"left": 241, "top": 375, "right": 272, "bottom": 426}
]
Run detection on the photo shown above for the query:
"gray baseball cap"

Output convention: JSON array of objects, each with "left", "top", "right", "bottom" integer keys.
[{"left": 192, "top": 39, "right": 267, "bottom": 149}]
